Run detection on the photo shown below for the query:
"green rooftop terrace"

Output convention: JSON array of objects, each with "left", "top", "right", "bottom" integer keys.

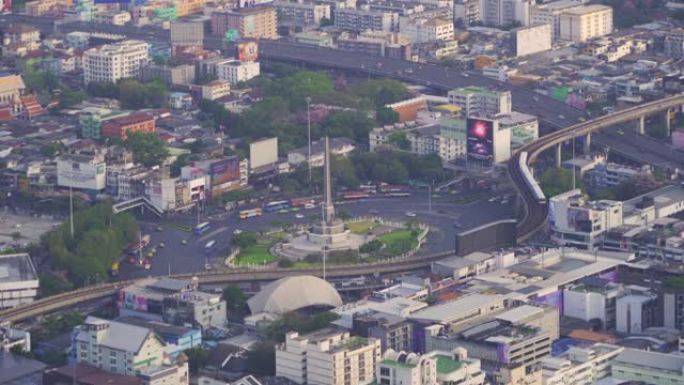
[{"left": 435, "top": 354, "right": 463, "bottom": 374}]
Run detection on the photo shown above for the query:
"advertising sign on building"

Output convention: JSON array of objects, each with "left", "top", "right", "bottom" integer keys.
[
  {"left": 466, "top": 118, "right": 494, "bottom": 161},
  {"left": 237, "top": 41, "right": 259, "bottom": 62},
  {"left": 210, "top": 157, "right": 240, "bottom": 186}
]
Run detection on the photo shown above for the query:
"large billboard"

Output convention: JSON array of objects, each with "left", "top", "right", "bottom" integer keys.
[
  {"left": 210, "top": 157, "right": 240, "bottom": 186},
  {"left": 237, "top": 41, "right": 259, "bottom": 62},
  {"left": 250, "top": 137, "right": 277, "bottom": 170},
  {"left": 467, "top": 118, "right": 494, "bottom": 161}
]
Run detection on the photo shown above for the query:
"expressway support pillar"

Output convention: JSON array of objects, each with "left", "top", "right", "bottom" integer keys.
[
  {"left": 665, "top": 108, "right": 672, "bottom": 137},
  {"left": 637, "top": 115, "right": 645, "bottom": 135},
  {"left": 583, "top": 132, "right": 592, "bottom": 155},
  {"left": 555, "top": 143, "right": 562, "bottom": 168}
]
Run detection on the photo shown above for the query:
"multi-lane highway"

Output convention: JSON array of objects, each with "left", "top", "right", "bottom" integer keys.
[{"left": 510, "top": 93, "right": 684, "bottom": 242}]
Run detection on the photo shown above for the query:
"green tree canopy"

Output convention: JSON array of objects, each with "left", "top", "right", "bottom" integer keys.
[{"left": 124, "top": 132, "right": 169, "bottom": 167}]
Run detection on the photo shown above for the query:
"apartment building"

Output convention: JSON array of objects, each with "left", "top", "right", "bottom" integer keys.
[
  {"left": 454, "top": 0, "right": 481, "bottom": 26},
  {"left": 276, "top": 328, "right": 381, "bottom": 385},
  {"left": 83, "top": 40, "right": 150, "bottom": 84},
  {"left": 447, "top": 86, "right": 512, "bottom": 118},
  {"left": 74, "top": 316, "right": 166, "bottom": 376},
  {"left": 57, "top": 153, "right": 107, "bottom": 191},
  {"left": 401, "top": 17, "right": 454, "bottom": 43},
  {"left": 611, "top": 349, "right": 684, "bottom": 385},
  {"left": 530, "top": 0, "right": 583, "bottom": 40},
  {"left": 377, "top": 348, "right": 486, "bottom": 385},
  {"left": 352, "top": 311, "right": 413, "bottom": 352},
  {"left": 216, "top": 60, "right": 260, "bottom": 85},
  {"left": 211, "top": 6, "right": 278, "bottom": 39},
  {"left": 559, "top": 4, "right": 613, "bottom": 42},
  {"left": 334, "top": 7, "right": 400, "bottom": 32},
  {"left": 275, "top": 1, "right": 331, "bottom": 29},
  {"left": 101, "top": 112, "right": 155, "bottom": 141}
]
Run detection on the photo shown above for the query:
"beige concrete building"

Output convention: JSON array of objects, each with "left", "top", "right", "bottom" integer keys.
[
  {"left": 559, "top": 4, "right": 613, "bottom": 42},
  {"left": 401, "top": 17, "right": 454, "bottom": 43},
  {"left": 276, "top": 328, "right": 381, "bottom": 385},
  {"left": 211, "top": 6, "right": 278, "bottom": 40},
  {"left": 512, "top": 24, "right": 552, "bottom": 56}
]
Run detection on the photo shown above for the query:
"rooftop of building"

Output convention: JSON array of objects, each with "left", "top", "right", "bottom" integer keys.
[
  {"left": 561, "top": 4, "right": 612, "bottom": 15},
  {"left": 0, "top": 353, "right": 47, "bottom": 383},
  {"left": 434, "top": 354, "right": 464, "bottom": 374},
  {"left": 409, "top": 293, "right": 504, "bottom": 324},
  {"left": 623, "top": 185, "right": 684, "bottom": 214},
  {"left": 76, "top": 316, "right": 159, "bottom": 354},
  {"left": 116, "top": 316, "right": 199, "bottom": 338},
  {"left": 0, "top": 74, "right": 26, "bottom": 94},
  {"left": 464, "top": 249, "right": 632, "bottom": 301},
  {"left": 44, "top": 363, "right": 142, "bottom": 385},
  {"left": 613, "top": 348, "right": 684, "bottom": 373},
  {"left": 85, "top": 39, "right": 149, "bottom": 54},
  {"left": 0, "top": 253, "right": 38, "bottom": 284},
  {"left": 104, "top": 112, "right": 154, "bottom": 127}
]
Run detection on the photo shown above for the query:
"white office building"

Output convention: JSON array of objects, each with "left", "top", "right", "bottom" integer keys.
[
  {"left": 447, "top": 86, "right": 512, "bottom": 118},
  {"left": 482, "top": 0, "right": 532, "bottom": 27},
  {"left": 334, "top": 7, "right": 400, "bottom": 32},
  {"left": 530, "top": 0, "right": 584, "bottom": 40},
  {"left": 559, "top": 4, "right": 613, "bottom": 42},
  {"left": 401, "top": 17, "right": 454, "bottom": 43},
  {"left": 0, "top": 253, "right": 39, "bottom": 310},
  {"left": 217, "top": 60, "right": 261, "bottom": 85},
  {"left": 541, "top": 343, "right": 623, "bottom": 385},
  {"left": 83, "top": 40, "right": 149, "bottom": 84},
  {"left": 276, "top": 328, "right": 381, "bottom": 385},
  {"left": 611, "top": 349, "right": 684, "bottom": 385}
]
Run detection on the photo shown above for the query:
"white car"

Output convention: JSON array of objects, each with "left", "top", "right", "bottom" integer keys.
[
  {"left": 295, "top": 213, "right": 305, "bottom": 219},
  {"left": 233, "top": 229, "right": 243, "bottom": 235},
  {"left": 405, "top": 211, "right": 417, "bottom": 217}
]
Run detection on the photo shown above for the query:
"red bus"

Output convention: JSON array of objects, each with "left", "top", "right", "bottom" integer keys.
[{"left": 343, "top": 192, "right": 370, "bottom": 200}]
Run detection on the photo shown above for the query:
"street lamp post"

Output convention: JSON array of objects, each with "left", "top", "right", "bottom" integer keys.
[{"left": 307, "top": 96, "right": 312, "bottom": 185}]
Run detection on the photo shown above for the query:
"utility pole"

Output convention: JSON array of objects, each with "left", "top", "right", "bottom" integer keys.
[
  {"left": 428, "top": 183, "right": 432, "bottom": 213},
  {"left": 572, "top": 132, "right": 576, "bottom": 190},
  {"left": 69, "top": 186, "right": 74, "bottom": 238},
  {"left": 307, "top": 96, "right": 312, "bottom": 185}
]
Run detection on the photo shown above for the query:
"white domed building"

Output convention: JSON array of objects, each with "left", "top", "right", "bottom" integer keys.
[{"left": 247, "top": 275, "right": 343, "bottom": 315}]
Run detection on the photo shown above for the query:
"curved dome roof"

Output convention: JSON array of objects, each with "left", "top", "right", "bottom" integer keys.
[{"left": 247, "top": 275, "right": 342, "bottom": 315}]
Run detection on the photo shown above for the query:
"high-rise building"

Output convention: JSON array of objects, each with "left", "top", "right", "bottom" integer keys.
[
  {"left": 454, "top": 0, "right": 481, "bottom": 26},
  {"left": 275, "top": 1, "right": 331, "bottom": 29},
  {"left": 447, "top": 86, "right": 512, "bottom": 118},
  {"left": 216, "top": 60, "right": 261, "bottom": 85},
  {"left": 481, "top": 0, "right": 532, "bottom": 27},
  {"left": 559, "top": 4, "right": 613, "bottom": 42},
  {"left": 83, "top": 40, "right": 149, "bottom": 84},
  {"left": 276, "top": 328, "right": 381, "bottom": 385},
  {"left": 211, "top": 6, "right": 278, "bottom": 40}
]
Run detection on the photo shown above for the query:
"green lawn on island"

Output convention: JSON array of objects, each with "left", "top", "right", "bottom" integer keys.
[
  {"left": 235, "top": 244, "right": 277, "bottom": 266},
  {"left": 347, "top": 220, "right": 379, "bottom": 234},
  {"left": 378, "top": 229, "right": 419, "bottom": 256}
]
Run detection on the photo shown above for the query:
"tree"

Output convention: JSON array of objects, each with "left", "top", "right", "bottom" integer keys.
[
  {"left": 540, "top": 168, "right": 577, "bottom": 197},
  {"left": 58, "top": 87, "right": 87, "bottom": 109},
  {"left": 376, "top": 106, "right": 400, "bottom": 125},
  {"left": 222, "top": 285, "right": 248, "bottom": 319},
  {"left": 388, "top": 132, "right": 411, "bottom": 150},
  {"left": 41, "top": 141, "right": 64, "bottom": 157},
  {"left": 231, "top": 232, "right": 258, "bottom": 249},
  {"left": 246, "top": 341, "right": 276, "bottom": 376},
  {"left": 184, "top": 347, "right": 210, "bottom": 374},
  {"left": 124, "top": 132, "right": 169, "bottom": 167},
  {"left": 351, "top": 79, "right": 409, "bottom": 108}
]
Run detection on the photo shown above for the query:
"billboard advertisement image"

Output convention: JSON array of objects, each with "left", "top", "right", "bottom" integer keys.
[
  {"left": 210, "top": 157, "right": 240, "bottom": 186},
  {"left": 467, "top": 118, "right": 494, "bottom": 161},
  {"left": 237, "top": 41, "right": 259, "bottom": 62}
]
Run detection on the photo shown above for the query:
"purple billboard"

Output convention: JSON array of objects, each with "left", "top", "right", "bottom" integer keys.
[
  {"left": 467, "top": 118, "right": 494, "bottom": 161},
  {"left": 210, "top": 156, "right": 240, "bottom": 186}
]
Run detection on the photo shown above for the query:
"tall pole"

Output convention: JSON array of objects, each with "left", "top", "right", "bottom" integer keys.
[
  {"left": 307, "top": 96, "right": 312, "bottom": 185},
  {"left": 69, "top": 186, "right": 74, "bottom": 238},
  {"left": 428, "top": 184, "right": 432, "bottom": 213}
]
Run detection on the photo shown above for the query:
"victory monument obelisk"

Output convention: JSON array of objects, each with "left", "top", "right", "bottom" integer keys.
[{"left": 308, "top": 136, "right": 349, "bottom": 247}]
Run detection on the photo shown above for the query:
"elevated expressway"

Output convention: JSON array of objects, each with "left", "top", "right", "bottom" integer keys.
[
  {"left": 0, "top": 251, "right": 450, "bottom": 323},
  {"left": 510, "top": 93, "right": 684, "bottom": 243}
]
